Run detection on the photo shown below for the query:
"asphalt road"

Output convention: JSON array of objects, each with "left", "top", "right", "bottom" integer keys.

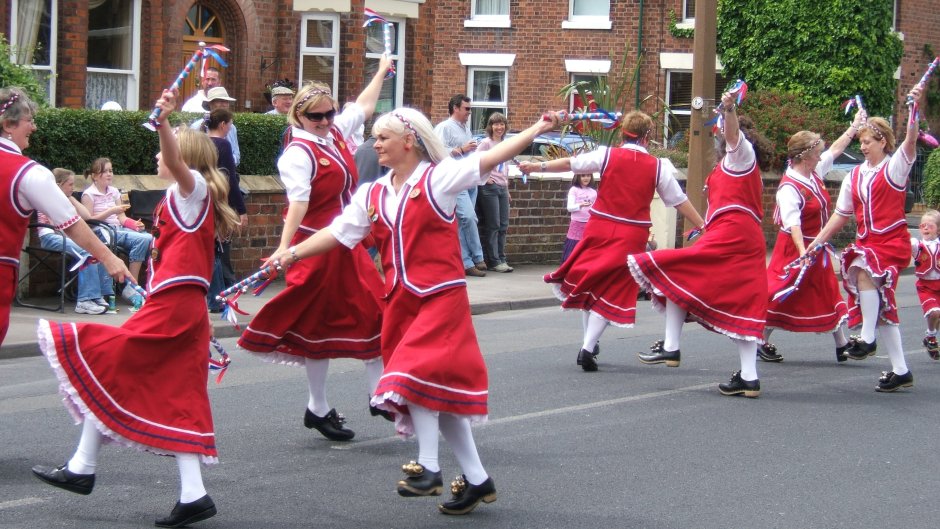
[{"left": 2, "top": 275, "right": 940, "bottom": 529}]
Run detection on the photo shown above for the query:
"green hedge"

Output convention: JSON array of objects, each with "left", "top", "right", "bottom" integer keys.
[
  {"left": 26, "top": 108, "right": 287, "bottom": 176},
  {"left": 922, "top": 147, "right": 940, "bottom": 208}
]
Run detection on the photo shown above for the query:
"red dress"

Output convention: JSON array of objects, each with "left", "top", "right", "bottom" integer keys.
[
  {"left": 765, "top": 172, "right": 847, "bottom": 333},
  {"left": 238, "top": 129, "right": 383, "bottom": 364},
  {"left": 913, "top": 239, "right": 940, "bottom": 317},
  {"left": 629, "top": 140, "right": 767, "bottom": 341},
  {"left": 545, "top": 148, "right": 661, "bottom": 326},
  {"left": 38, "top": 182, "right": 220, "bottom": 463},
  {"left": 366, "top": 164, "right": 488, "bottom": 436},
  {"left": 839, "top": 162, "right": 910, "bottom": 327}
]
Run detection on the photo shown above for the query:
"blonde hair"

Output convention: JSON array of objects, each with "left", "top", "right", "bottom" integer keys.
[
  {"left": 372, "top": 108, "right": 450, "bottom": 164},
  {"left": 176, "top": 128, "right": 241, "bottom": 240},
  {"left": 288, "top": 82, "right": 335, "bottom": 128},
  {"left": 858, "top": 117, "right": 896, "bottom": 153},
  {"left": 51, "top": 168, "right": 75, "bottom": 186},
  {"left": 787, "top": 131, "right": 823, "bottom": 163},
  {"left": 922, "top": 209, "right": 940, "bottom": 227},
  {"left": 621, "top": 110, "right": 654, "bottom": 143}
]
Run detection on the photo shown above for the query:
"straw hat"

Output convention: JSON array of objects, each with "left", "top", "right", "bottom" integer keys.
[{"left": 202, "top": 87, "right": 236, "bottom": 110}]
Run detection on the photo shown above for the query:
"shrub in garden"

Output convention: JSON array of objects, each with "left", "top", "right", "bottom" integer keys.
[{"left": 921, "top": 148, "right": 940, "bottom": 208}]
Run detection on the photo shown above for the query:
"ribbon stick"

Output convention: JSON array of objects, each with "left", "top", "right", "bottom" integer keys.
[
  {"left": 208, "top": 336, "right": 231, "bottom": 384},
  {"left": 363, "top": 9, "right": 396, "bottom": 79},
  {"left": 144, "top": 43, "right": 230, "bottom": 131},
  {"left": 542, "top": 110, "right": 623, "bottom": 130},
  {"left": 908, "top": 56, "right": 940, "bottom": 107},
  {"left": 216, "top": 265, "right": 280, "bottom": 329},
  {"left": 842, "top": 94, "right": 865, "bottom": 116},
  {"left": 709, "top": 79, "right": 748, "bottom": 134}
]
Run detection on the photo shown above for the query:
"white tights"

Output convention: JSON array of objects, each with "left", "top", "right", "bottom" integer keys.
[
  {"left": 580, "top": 312, "right": 609, "bottom": 352},
  {"left": 409, "top": 404, "right": 488, "bottom": 486}
]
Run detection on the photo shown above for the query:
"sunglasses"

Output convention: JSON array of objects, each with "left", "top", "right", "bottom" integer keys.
[{"left": 302, "top": 109, "right": 336, "bottom": 122}]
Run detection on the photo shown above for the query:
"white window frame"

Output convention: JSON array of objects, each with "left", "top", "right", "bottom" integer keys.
[
  {"left": 565, "top": 59, "right": 610, "bottom": 112},
  {"left": 9, "top": 0, "right": 58, "bottom": 105},
  {"left": 562, "top": 0, "right": 611, "bottom": 30},
  {"left": 85, "top": 0, "right": 141, "bottom": 110},
  {"left": 298, "top": 12, "right": 340, "bottom": 95},
  {"left": 464, "top": 0, "right": 510, "bottom": 29},
  {"left": 467, "top": 67, "right": 509, "bottom": 134},
  {"left": 683, "top": 0, "right": 695, "bottom": 22},
  {"left": 364, "top": 15, "right": 405, "bottom": 111}
]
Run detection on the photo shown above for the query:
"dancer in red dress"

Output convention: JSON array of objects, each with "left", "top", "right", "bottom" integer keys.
[
  {"left": 759, "top": 110, "right": 864, "bottom": 363},
  {"left": 0, "top": 87, "right": 129, "bottom": 346},
  {"left": 32, "top": 89, "right": 240, "bottom": 528},
  {"left": 237, "top": 56, "right": 392, "bottom": 441},
  {"left": 264, "top": 107, "right": 562, "bottom": 515},
  {"left": 519, "top": 111, "right": 703, "bottom": 372},
  {"left": 629, "top": 91, "right": 773, "bottom": 397},
  {"left": 808, "top": 86, "right": 924, "bottom": 392},
  {"left": 912, "top": 209, "right": 940, "bottom": 360}
]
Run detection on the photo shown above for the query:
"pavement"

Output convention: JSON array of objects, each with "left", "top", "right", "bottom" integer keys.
[{"left": 1, "top": 263, "right": 560, "bottom": 360}]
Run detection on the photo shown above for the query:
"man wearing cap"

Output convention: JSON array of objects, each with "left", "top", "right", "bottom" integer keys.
[
  {"left": 266, "top": 86, "right": 294, "bottom": 115},
  {"left": 181, "top": 67, "right": 221, "bottom": 113},
  {"left": 190, "top": 86, "right": 241, "bottom": 165}
]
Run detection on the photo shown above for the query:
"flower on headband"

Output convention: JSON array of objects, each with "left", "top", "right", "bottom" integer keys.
[
  {"left": 0, "top": 92, "right": 21, "bottom": 115},
  {"left": 793, "top": 138, "right": 822, "bottom": 161}
]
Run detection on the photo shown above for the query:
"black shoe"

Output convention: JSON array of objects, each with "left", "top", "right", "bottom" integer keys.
[
  {"left": 576, "top": 348, "right": 598, "bottom": 372},
  {"left": 718, "top": 371, "right": 761, "bottom": 398},
  {"left": 370, "top": 404, "right": 394, "bottom": 422},
  {"left": 875, "top": 370, "right": 914, "bottom": 392},
  {"left": 438, "top": 475, "right": 497, "bottom": 515},
  {"left": 924, "top": 336, "right": 940, "bottom": 360},
  {"left": 154, "top": 495, "right": 217, "bottom": 528},
  {"left": 397, "top": 461, "right": 443, "bottom": 497},
  {"left": 757, "top": 343, "right": 783, "bottom": 363},
  {"left": 836, "top": 341, "right": 851, "bottom": 363},
  {"left": 32, "top": 464, "right": 95, "bottom": 495},
  {"left": 637, "top": 340, "right": 680, "bottom": 367},
  {"left": 592, "top": 343, "right": 600, "bottom": 357},
  {"left": 846, "top": 338, "right": 877, "bottom": 360},
  {"left": 304, "top": 408, "right": 355, "bottom": 441}
]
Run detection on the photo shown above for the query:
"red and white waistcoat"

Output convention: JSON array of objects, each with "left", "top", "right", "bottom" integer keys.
[
  {"left": 0, "top": 144, "right": 37, "bottom": 269},
  {"left": 146, "top": 192, "right": 214, "bottom": 295},
  {"left": 914, "top": 240, "right": 940, "bottom": 278},
  {"left": 589, "top": 147, "right": 659, "bottom": 226},
  {"left": 285, "top": 128, "right": 357, "bottom": 235},
  {"left": 367, "top": 165, "right": 465, "bottom": 297},
  {"left": 849, "top": 163, "right": 907, "bottom": 240},
  {"left": 704, "top": 158, "right": 763, "bottom": 226},
  {"left": 773, "top": 172, "right": 830, "bottom": 238}
]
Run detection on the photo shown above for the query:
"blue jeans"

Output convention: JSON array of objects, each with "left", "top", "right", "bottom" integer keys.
[
  {"left": 456, "top": 187, "right": 484, "bottom": 268},
  {"left": 479, "top": 183, "right": 510, "bottom": 265},
  {"left": 113, "top": 226, "right": 153, "bottom": 263},
  {"left": 39, "top": 234, "right": 114, "bottom": 301}
]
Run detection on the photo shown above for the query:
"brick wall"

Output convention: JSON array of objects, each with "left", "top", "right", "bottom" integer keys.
[{"left": 896, "top": 0, "right": 940, "bottom": 134}]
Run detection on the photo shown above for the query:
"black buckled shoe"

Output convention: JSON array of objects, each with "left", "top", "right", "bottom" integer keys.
[
  {"left": 846, "top": 337, "right": 877, "bottom": 360},
  {"left": 757, "top": 343, "right": 783, "bottom": 362},
  {"left": 924, "top": 336, "right": 940, "bottom": 360},
  {"left": 875, "top": 370, "right": 914, "bottom": 392},
  {"left": 718, "top": 371, "right": 761, "bottom": 398},
  {"left": 304, "top": 408, "right": 355, "bottom": 441},
  {"left": 155, "top": 494, "right": 217, "bottom": 528},
  {"left": 32, "top": 464, "right": 95, "bottom": 495},
  {"left": 637, "top": 340, "right": 680, "bottom": 367},
  {"left": 438, "top": 475, "right": 497, "bottom": 515},
  {"left": 370, "top": 404, "right": 395, "bottom": 422},
  {"left": 397, "top": 461, "right": 443, "bottom": 497},
  {"left": 836, "top": 341, "right": 852, "bottom": 363},
  {"left": 576, "top": 348, "right": 598, "bottom": 372}
]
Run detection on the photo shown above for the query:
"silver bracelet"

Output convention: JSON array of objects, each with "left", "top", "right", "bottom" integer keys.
[{"left": 289, "top": 246, "right": 301, "bottom": 262}]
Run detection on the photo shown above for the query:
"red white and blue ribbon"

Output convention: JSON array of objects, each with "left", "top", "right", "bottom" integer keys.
[
  {"left": 908, "top": 56, "right": 940, "bottom": 108},
  {"left": 144, "top": 43, "right": 230, "bottom": 131},
  {"left": 842, "top": 94, "right": 865, "bottom": 116},
  {"left": 215, "top": 264, "right": 280, "bottom": 329},
  {"left": 208, "top": 336, "right": 231, "bottom": 384},
  {"left": 543, "top": 110, "right": 622, "bottom": 129},
  {"left": 683, "top": 226, "right": 704, "bottom": 241},
  {"left": 774, "top": 243, "right": 833, "bottom": 302},
  {"left": 363, "top": 9, "right": 395, "bottom": 79},
  {"left": 707, "top": 79, "right": 748, "bottom": 134}
]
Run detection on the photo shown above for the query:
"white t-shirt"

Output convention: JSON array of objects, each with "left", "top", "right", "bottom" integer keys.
[{"left": 1, "top": 138, "right": 79, "bottom": 231}]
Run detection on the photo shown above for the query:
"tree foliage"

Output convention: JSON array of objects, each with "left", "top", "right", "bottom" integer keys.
[
  {"left": 717, "top": 0, "right": 903, "bottom": 117},
  {"left": 922, "top": 147, "right": 940, "bottom": 208},
  {"left": 0, "top": 34, "right": 48, "bottom": 106}
]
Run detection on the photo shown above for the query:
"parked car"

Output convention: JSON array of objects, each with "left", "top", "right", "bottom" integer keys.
[{"left": 472, "top": 131, "right": 598, "bottom": 161}]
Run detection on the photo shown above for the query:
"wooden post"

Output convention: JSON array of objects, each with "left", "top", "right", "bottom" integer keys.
[{"left": 685, "top": 0, "right": 718, "bottom": 245}]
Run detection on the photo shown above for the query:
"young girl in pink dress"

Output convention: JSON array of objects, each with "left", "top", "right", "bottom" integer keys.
[
  {"left": 561, "top": 173, "right": 597, "bottom": 263},
  {"left": 32, "top": 88, "right": 240, "bottom": 528}
]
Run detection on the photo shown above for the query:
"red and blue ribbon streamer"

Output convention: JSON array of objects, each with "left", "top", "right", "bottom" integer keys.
[
  {"left": 215, "top": 264, "right": 280, "bottom": 329},
  {"left": 144, "top": 43, "right": 230, "bottom": 131}
]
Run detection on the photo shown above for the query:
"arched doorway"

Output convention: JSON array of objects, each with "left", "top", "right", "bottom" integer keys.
[{"left": 181, "top": 3, "right": 227, "bottom": 102}]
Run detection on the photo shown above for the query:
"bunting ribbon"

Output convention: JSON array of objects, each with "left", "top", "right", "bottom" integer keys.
[
  {"left": 144, "top": 43, "right": 230, "bottom": 131},
  {"left": 363, "top": 9, "right": 396, "bottom": 79},
  {"left": 215, "top": 264, "right": 281, "bottom": 329},
  {"left": 773, "top": 243, "right": 833, "bottom": 302},
  {"left": 208, "top": 336, "right": 231, "bottom": 384}
]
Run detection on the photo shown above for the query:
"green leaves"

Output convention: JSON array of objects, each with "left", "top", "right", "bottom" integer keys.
[{"left": 0, "top": 34, "right": 48, "bottom": 107}]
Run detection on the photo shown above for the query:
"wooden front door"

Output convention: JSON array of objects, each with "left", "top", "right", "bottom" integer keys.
[{"left": 181, "top": 3, "right": 227, "bottom": 102}]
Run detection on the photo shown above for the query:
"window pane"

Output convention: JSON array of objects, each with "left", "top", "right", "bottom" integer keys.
[
  {"left": 88, "top": 0, "right": 133, "bottom": 70},
  {"left": 15, "top": 0, "right": 53, "bottom": 66},
  {"left": 86, "top": 70, "right": 128, "bottom": 109},
  {"left": 684, "top": 0, "right": 695, "bottom": 19},
  {"left": 474, "top": 0, "right": 508, "bottom": 16},
  {"left": 365, "top": 22, "right": 398, "bottom": 55},
  {"left": 667, "top": 72, "right": 692, "bottom": 108},
  {"left": 305, "top": 19, "right": 334, "bottom": 49},
  {"left": 300, "top": 54, "right": 335, "bottom": 88},
  {"left": 471, "top": 70, "right": 505, "bottom": 104},
  {"left": 573, "top": 0, "right": 609, "bottom": 17},
  {"left": 364, "top": 57, "right": 397, "bottom": 114}
]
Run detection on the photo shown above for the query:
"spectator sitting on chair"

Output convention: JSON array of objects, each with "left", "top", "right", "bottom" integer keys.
[
  {"left": 181, "top": 66, "right": 220, "bottom": 113},
  {"left": 191, "top": 87, "right": 241, "bottom": 165}
]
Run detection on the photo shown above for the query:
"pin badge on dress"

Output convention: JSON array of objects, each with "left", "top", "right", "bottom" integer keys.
[
  {"left": 367, "top": 205, "right": 378, "bottom": 222},
  {"left": 408, "top": 188, "right": 421, "bottom": 199},
  {"left": 151, "top": 248, "right": 160, "bottom": 261},
  {"left": 319, "top": 158, "right": 331, "bottom": 166}
]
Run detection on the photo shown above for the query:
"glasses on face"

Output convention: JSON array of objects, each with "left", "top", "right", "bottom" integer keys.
[
  {"left": 303, "top": 109, "right": 336, "bottom": 122},
  {"left": 921, "top": 223, "right": 937, "bottom": 230}
]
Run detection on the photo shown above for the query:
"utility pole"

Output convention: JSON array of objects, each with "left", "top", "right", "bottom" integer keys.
[{"left": 685, "top": 0, "right": 718, "bottom": 245}]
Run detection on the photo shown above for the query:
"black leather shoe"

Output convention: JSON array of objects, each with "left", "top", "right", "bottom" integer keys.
[
  {"left": 718, "top": 371, "right": 761, "bottom": 398},
  {"left": 875, "top": 370, "right": 914, "bottom": 392},
  {"left": 576, "top": 348, "right": 598, "bottom": 372},
  {"left": 847, "top": 338, "right": 877, "bottom": 360},
  {"left": 836, "top": 342, "right": 851, "bottom": 363},
  {"left": 438, "top": 475, "right": 497, "bottom": 515},
  {"left": 757, "top": 343, "right": 783, "bottom": 362},
  {"left": 637, "top": 340, "right": 680, "bottom": 367},
  {"left": 154, "top": 494, "right": 217, "bottom": 528},
  {"left": 32, "top": 464, "right": 95, "bottom": 495},
  {"left": 304, "top": 408, "right": 355, "bottom": 441},
  {"left": 397, "top": 461, "right": 443, "bottom": 497},
  {"left": 924, "top": 336, "right": 940, "bottom": 360},
  {"left": 592, "top": 343, "right": 600, "bottom": 357},
  {"left": 370, "top": 404, "right": 394, "bottom": 422}
]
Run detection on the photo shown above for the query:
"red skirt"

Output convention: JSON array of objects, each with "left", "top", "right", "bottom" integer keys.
[
  {"left": 628, "top": 212, "right": 767, "bottom": 341},
  {"left": 544, "top": 217, "right": 646, "bottom": 326},
  {"left": 916, "top": 278, "right": 940, "bottom": 317},
  {"left": 371, "top": 285, "right": 487, "bottom": 437},
  {"left": 238, "top": 243, "right": 383, "bottom": 365},
  {"left": 37, "top": 285, "right": 218, "bottom": 463},
  {"left": 765, "top": 231, "right": 847, "bottom": 333},
  {"left": 841, "top": 229, "right": 910, "bottom": 328}
]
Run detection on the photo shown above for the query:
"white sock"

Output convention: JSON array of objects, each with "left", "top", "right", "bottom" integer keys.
[
  {"left": 363, "top": 357, "right": 384, "bottom": 395},
  {"left": 858, "top": 290, "right": 880, "bottom": 344},
  {"left": 879, "top": 324, "right": 908, "bottom": 375},
  {"left": 581, "top": 311, "right": 590, "bottom": 334},
  {"left": 439, "top": 413, "right": 488, "bottom": 486},
  {"left": 926, "top": 329, "right": 937, "bottom": 337},
  {"left": 735, "top": 338, "right": 758, "bottom": 381},
  {"left": 67, "top": 418, "right": 102, "bottom": 475},
  {"left": 581, "top": 313, "right": 609, "bottom": 352},
  {"left": 409, "top": 404, "right": 441, "bottom": 473},
  {"left": 833, "top": 326, "right": 848, "bottom": 348},
  {"left": 176, "top": 453, "right": 207, "bottom": 503},
  {"left": 305, "top": 358, "right": 330, "bottom": 417},
  {"left": 663, "top": 300, "right": 686, "bottom": 352}
]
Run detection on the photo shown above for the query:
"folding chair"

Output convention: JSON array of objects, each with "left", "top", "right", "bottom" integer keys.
[{"left": 14, "top": 222, "right": 78, "bottom": 313}]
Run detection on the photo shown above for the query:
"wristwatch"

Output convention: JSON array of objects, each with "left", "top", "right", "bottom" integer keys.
[{"left": 540, "top": 161, "right": 547, "bottom": 171}]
